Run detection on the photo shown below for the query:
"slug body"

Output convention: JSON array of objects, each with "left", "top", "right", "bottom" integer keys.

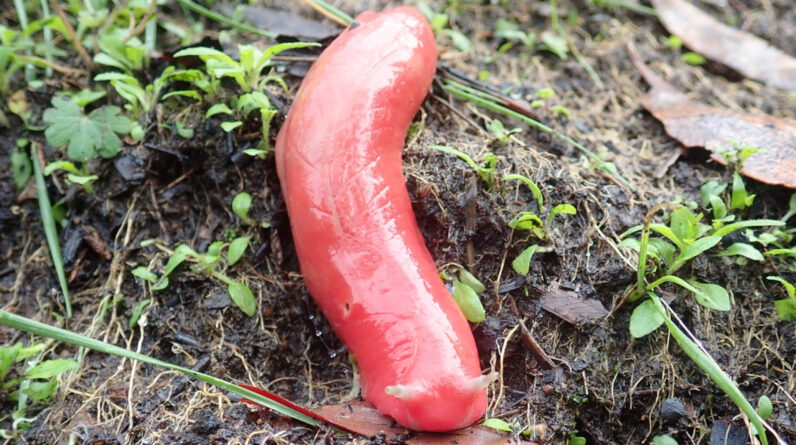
[{"left": 275, "top": 7, "right": 489, "bottom": 432}]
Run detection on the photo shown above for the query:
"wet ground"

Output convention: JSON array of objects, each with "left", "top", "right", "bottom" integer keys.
[{"left": 0, "top": 0, "right": 794, "bottom": 444}]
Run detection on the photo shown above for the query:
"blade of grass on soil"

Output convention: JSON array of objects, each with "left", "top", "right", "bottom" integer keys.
[
  {"left": 0, "top": 310, "right": 319, "bottom": 426},
  {"left": 442, "top": 79, "right": 633, "bottom": 189},
  {"left": 176, "top": 0, "right": 277, "bottom": 39},
  {"left": 302, "top": 0, "right": 354, "bottom": 26},
  {"left": 31, "top": 145, "right": 71, "bottom": 317}
]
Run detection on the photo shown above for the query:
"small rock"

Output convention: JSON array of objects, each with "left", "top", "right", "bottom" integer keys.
[
  {"left": 660, "top": 398, "right": 687, "bottom": 423},
  {"left": 203, "top": 288, "right": 231, "bottom": 309}
]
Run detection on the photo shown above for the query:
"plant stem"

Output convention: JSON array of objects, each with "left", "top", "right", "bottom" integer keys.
[
  {"left": 176, "top": 0, "right": 276, "bottom": 39},
  {"left": 31, "top": 144, "right": 72, "bottom": 317},
  {"left": 301, "top": 0, "right": 354, "bottom": 26}
]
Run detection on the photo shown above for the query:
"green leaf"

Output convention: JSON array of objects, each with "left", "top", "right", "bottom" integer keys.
[
  {"left": 206, "top": 103, "right": 233, "bottom": 118},
  {"left": 43, "top": 160, "right": 80, "bottom": 175},
  {"left": 681, "top": 51, "right": 705, "bottom": 65},
  {"left": 232, "top": 192, "right": 253, "bottom": 223},
  {"left": 42, "top": 97, "right": 130, "bottom": 162},
  {"left": 673, "top": 236, "right": 721, "bottom": 267},
  {"left": 452, "top": 280, "right": 486, "bottom": 323},
  {"left": 774, "top": 299, "right": 796, "bottom": 322},
  {"left": 540, "top": 30, "right": 568, "bottom": 59},
  {"left": 24, "top": 359, "right": 77, "bottom": 380},
  {"left": 712, "top": 219, "right": 783, "bottom": 238},
  {"left": 227, "top": 236, "right": 251, "bottom": 267},
  {"left": 23, "top": 379, "right": 59, "bottom": 403},
  {"left": 131, "top": 266, "right": 158, "bottom": 283},
  {"left": 630, "top": 299, "right": 664, "bottom": 338},
  {"left": 670, "top": 207, "right": 699, "bottom": 242},
  {"left": 442, "top": 29, "right": 472, "bottom": 52},
  {"left": 0, "top": 343, "right": 22, "bottom": 381},
  {"left": 547, "top": 203, "right": 576, "bottom": 228},
  {"left": 512, "top": 244, "right": 538, "bottom": 275},
  {"left": 163, "top": 244, "right": 196, "bottom": 277},
  {"left": 228, "top": 281, "right": 256, "bottom": 316},
  {"left": 129, "top": 299, "right": 151, "bottom": 329},
  {"left": 569, "top": 435, "right": 587, "bottom": 445},
  {"left": 652, "top": 435, "right": 679, "bottom": 445},
  {"left": 767, "top": 276, "right": 795, "bottom": 300},
  {"left": 717, "top": 243, "right": 764, "bottom": 261},
  {"left": 11, "top": 147, "right": 31, "bottom": 189},
  {"left": 756, "top": 395, "right": 773, "bottom": 420},
  {"left": 730, "top": 172, "right": 754, "bottom": 210},
  {"left": 458, "top": 269, "right": 486, "bottom": 294},
  {"left": 648, "top": 238, "right": 676, "bottom": 267},
  {"left": 483, "top": 418, "right": 512, "bottom": 432},
  {"left": 508, "top": 211, "right": 543, "bottom": 232},
  {"left": 221, "top": 121, "right": 242, "bottom": 132},
  {"left": 688, "top": 280, "right": 731, "bottom": 311},
  {"left": 700, "top": 180, "right": 726, "bottom": 206}
]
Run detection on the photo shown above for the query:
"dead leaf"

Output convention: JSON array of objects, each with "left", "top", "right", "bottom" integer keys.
[
  {"left": 220, "top": 6, "right": 339, "bottom": 41},
  {"left": 651, "top": 0, "right": 796, "bottom": 90},
  {"left": 312, "top": 401, "right": 535, "bottom": 444},
  {"left": 82, "top": 224, "right": 111, "bottom": 260},
  {"left": 541, "top": 287, "right": 608, "bottom": 324},
  {"left": 628, "top": 46, "right": 796, "bottom": 189},
  {"left": 241, "top": 385, "right": 532, "bottom": 444}
]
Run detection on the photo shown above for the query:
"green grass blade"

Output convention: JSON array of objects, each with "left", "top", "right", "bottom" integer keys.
[
  {"left": 176, "top": 0, "right": 277, "bottom": 39},
  {"left": 0, "top": 310, "right": 319, "bottom": 427},
  {"left": 31, "top": 146, "right": 71, "bottom": 317},
  {"left": 304, "top": 0, "right": 354, "bottom": 25},
  {"left": 442, "top": 80, "right": 633, "bottom": 189},
  {"left": 648, "top": 294, "right": 769, "bottom": 445}
]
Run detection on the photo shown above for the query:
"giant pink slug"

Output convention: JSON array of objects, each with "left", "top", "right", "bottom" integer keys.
[{"left": 275, "top": 6, "right": 494, "bottom": 432}]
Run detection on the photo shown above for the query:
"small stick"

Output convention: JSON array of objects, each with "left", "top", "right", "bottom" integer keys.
[{"left": 49, "top": 0, "right": 95, "bottom": 71}]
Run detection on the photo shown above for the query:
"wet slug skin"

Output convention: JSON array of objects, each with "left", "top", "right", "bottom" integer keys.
[{"left": 275, "top": 7, "right": 494, "bottom": 432}]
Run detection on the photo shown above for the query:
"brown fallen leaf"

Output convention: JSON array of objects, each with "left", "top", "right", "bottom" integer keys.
[
  {"left": 628, "top": 46, "right": 796, "bottom": 189},
  {"left": 312, "top": 401, "right": 535, "bottom": 445},
  {"left": 541, "top": 286, "right": 608, "bottom": 325},
  {"left": 651, "top": 0, "right": 796, "bottom": 90}
]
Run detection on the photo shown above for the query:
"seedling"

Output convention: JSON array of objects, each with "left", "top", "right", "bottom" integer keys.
[
  {"left": 487, "top": 119, "right": 521, "bottom": 145},
  {"left": 94, "top": 67, "right": 204, "bottom": 119},
  {"left": 232, "top": 192, "right": 254, "bottom": 225},
  {"left": 440, "top": 266, "right": 487, "bottom": 323},
  {"left": 43, "top": 160, "right": 98, "bottom": 194},
  {"left": 416, "top": 2, "right": 472, "bottom": 52},
  {"left": 0, "top": 341, "right": 77, "bottom": 438},
  {"left": 483, "top": 417, "right": 517, "bottom": 433},
  {"left": 132, "top": 239, "right": 255, "bottom": 316},
  {"left": 681, "top": 52, "right": 706, "bottom": 66},
  {"left": 430, "top": 145, "right": 497, "bottom": 187},
  {"left": 493, "top": 19, "right": 536, "bottom": 50},
  {"left": 11, "top": 140, "right": 31, "bottom": 189},
  {"left": 173, "top": 42, "right": 319, "bottom": 93},
  {"left": 42, "top": 97, "right": 131, "bottom": 162}
]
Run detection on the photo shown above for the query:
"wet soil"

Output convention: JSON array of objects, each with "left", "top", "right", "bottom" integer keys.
[{"left": 1, "top": 1, "right": 794, "bottom": 444}]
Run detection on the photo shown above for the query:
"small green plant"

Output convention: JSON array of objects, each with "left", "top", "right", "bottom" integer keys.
[
  {"left": 0, "top": 342, "right": 77, "bottom": 438},
  {"left": 681, "top": 51, "right": 706, "bottom": 66},
  {"left": 11, "top": 139, "right": 31, "bottom": 189},
  {"left": 493, "top": 19, "right": 536, "bottom": 51},
  {"left": 132, "top": 239, "right": 255, "bottom": 316},
  {"left": 173, "top": 42, "right": 318, "bottom": 93},
  {"left": 483, "top": 417, "right": 516, "bottom": 432},
  {"left": 43, "top": 160, "right": 99, "bottom": 194},
  {"left": 94, "top": 67, "right": 204, "bottom": 119},
  {"left": 430, "top": 145, "right": 497, "bottom": 187},
  {"left": 42, "top": 97, "right": 131, "bottom": 162},
  {"left": 487, "top": 119, "right": 521, "bottom": 145},
  {"left": 767, "top": 276, "right": 796, "bottom": 322},
  {"left": 440, "top": 266, "right": 487, "bottom": 323},
  {"left": 232, "top": 191, "right": 255, "bottom": 225},
  {"left": 416, "top": 2, "right": 472, "bottom": 52}
]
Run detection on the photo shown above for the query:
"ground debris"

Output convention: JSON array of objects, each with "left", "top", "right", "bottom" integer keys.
[
  {"left": 628, "top": 45, "right": 796, "bottom": 189},
  {"left": 651, "top": 0, "right": 796, "bottom": 90}
]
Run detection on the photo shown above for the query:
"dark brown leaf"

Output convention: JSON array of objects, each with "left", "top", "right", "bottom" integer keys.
[
  {"left": 651, "top": 0, "right": 796, "bottom": 90},
  {"left": 541, "top": 287, "right": 608, "bottom": 324},
  {"left": 221, "top": 6, "right": 339, "bottom": 41},
  {"left": 312, "top": 401, "right": 534, "bottom": 444},
  {"left": 628, "top": 46, "right": 796, "bottom": 189}
]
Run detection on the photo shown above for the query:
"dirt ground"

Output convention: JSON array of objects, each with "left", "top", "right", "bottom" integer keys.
[{"left": 1, "top": 0, "right": 794, "bottom": 444}]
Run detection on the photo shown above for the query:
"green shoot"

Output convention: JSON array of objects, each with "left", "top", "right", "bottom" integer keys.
[
  {"left": 11, "top": 141, "right": 31, "bottom": 189},
  {"left": 487, "top": 119, "right": 521, "bottom": 145},
  {"left": 681, "top": 52, "right": 706, "bottom": 65},
  {"left": 232, "top": 192, "right": 254, "bottom": 225},
  {"left": 31, "top": 145, "right": 71, "bottom": 317},
  {"left": 44, "top": 160, "right": 98, "bottom": 194},
  {"left": 503, "top": 174, "right": 544, "bottom": 213},
  {"left": 440, "top": 266, "right": 487, "bottom": 323},
  {"left": 175, "top": 0, "right": 278, "bottom": 38},
  {"left": 483, "top": 418, "right": 514, "bottom": 432},
  {"left": 430, "top": 145, "right": 497, "bottom": 187},
  {"left": 757, "top": 395, "right": 773, "bottom": 420}
]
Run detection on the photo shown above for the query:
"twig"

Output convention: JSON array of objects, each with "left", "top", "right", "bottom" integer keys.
[
  {"left": 49, "top": 0, "right": 95, "bottom": 71},
  {"left": 123, "top": 0, "right": 157, "bottom": 43}
]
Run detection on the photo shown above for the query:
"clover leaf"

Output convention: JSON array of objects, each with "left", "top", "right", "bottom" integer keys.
[{"left": 43, "top": 97, "right": 131, "bottom": 162}]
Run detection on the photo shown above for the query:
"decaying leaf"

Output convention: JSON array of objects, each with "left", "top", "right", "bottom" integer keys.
[
  {"left": 628, "top": 46, "right": 796, "bottom": 189},
  {"left": 541, "top": 287, "right": 608, "bottom": 324},
  {"left": 312, "top": 401, "right": 534, "bottom": 444},
  {"left": 651, "top": 0, "right": 796, "bottom": 90}
]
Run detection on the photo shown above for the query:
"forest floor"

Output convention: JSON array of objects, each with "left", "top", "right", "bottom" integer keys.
[{"left": 0, "top": 0, "right": 794, "bottom": 444}]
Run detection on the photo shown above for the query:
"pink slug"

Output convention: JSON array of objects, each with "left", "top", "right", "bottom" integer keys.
[{"left": 275, "top": 6, "right": 494, "bottom": 432}]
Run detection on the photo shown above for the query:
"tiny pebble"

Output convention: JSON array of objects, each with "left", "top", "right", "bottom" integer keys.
[
  {"left": 542, "top": 384, "right": 554, "bottom": 395},
  {"left": 660, "top": 397, "right": 687, "bottom": 423}
]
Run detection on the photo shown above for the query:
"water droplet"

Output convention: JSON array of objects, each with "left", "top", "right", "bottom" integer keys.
[
  {"left": 308, "top": 314, "right": 315, "bottom": 320},
  {"left": 315, "top": 330, "right": 322, "bottom": 337},
  {"left": 329, "top": 352, "right": 337, "bottom": 358}
]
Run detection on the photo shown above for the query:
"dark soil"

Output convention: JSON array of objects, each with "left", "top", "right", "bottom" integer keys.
[{"left": 1, "top": 1, "right": 794, "bottom": 444}]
